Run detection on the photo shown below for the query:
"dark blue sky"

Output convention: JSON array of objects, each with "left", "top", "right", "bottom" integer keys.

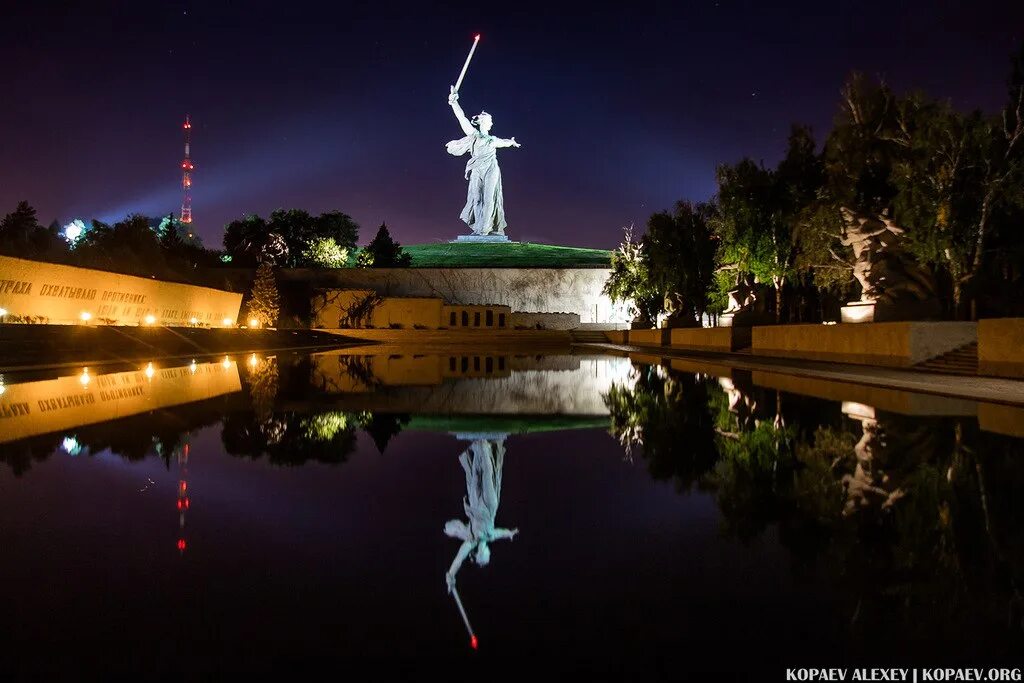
[{"left": 3, "top": 0, "right": 1022, "bottom": 248}]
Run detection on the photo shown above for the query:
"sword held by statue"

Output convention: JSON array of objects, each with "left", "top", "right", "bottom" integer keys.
[{"left": 453, "top": 34, "right": 481, "bottom": 93}]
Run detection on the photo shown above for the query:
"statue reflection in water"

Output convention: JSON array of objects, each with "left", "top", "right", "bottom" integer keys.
[{"left": 443, "top": 433, "right": 518, "bottom": 648}]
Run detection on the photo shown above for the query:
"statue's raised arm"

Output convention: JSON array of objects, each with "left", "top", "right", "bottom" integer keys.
[{"left": 449, "top": 87, "right": 475, "bottom": 136}]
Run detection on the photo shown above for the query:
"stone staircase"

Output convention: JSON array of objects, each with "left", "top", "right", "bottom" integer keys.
[
  {"left": 915, "top": 341, "right": 978, "bottom": 375},
  {"left": 569, "top": 330, "right": 612, "bottom": 344}
]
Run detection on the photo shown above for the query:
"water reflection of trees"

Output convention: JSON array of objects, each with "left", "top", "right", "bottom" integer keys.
[{"left": 605, "top": 363, "right": 1024, "bottom": 639}]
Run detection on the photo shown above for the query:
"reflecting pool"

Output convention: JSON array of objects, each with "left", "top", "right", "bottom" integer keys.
[{"left": 0, "top": 350, "right": 1022, "bottom": 675}]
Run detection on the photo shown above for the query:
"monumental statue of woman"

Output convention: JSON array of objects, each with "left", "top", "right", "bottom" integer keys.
[{"left": 446, "top": 86, "right": 521, "bottom": 236}]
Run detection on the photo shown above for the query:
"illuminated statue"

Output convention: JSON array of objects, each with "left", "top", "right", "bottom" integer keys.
[
  {"left": 838, "top": 208, "right": 937, "bottom": 321},
  {"left": 446, "top": 88, "right": 521, "bottom": 237},
  {"left": 444, "top": 435, "right": 518, "bottom": 592},
  {"left": 724, "top": 272, "right": 757, "bottom": 314}
]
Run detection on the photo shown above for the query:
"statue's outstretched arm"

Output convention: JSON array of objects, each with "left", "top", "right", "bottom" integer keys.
[
  {"left": 494, "top": 136, "right": 521, "bottom": 148},
  {"left": 446, "top": 540, "right": 475, "bottom": 593},
  {"left": 449, "top": 88, "right": 476, "bottom": 136},
  {"left": 491, "top": 527, "right": 518, "bottom": 541}
]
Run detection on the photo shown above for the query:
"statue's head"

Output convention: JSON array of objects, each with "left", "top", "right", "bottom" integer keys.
[
  {"left": 474, "top": 541, "right": 491, "bottom": 566},
  {"left": 472, "top": 111, "right": 493, "bottom": 134}
]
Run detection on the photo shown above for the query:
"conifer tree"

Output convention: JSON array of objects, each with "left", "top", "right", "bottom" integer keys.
[{"left": 245, "top": 262, "right": 280, "bottom": 327}]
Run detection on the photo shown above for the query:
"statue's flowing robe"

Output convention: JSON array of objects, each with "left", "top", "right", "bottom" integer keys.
[
  {"left": 446, "top": 132, "right": 507, "bottom": 235},
  {"left": 443, "top": 440, "right": 506, "bottom": 543}
]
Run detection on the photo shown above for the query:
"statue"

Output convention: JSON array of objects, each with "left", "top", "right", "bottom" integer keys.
[
  {"left": 719, "top": 271, "right": 768, "bottom": 328},
  {"left": 840, "top": 404, "right": 906, "bottom": 516},
  {"left": 446, "top": 88, "right": 520, "bottom": 237},
  {"left": 443, "top": 434, "right": 518, "bottom": 649},
  {"left": 724, "top": 272, "right": 758, "bottom": 315},
  {"left": 839, "top": 208, "right": 938, "bottom": 322},
  {"left": 444, "top": 36, "right": 520, "bottom": 239},
  {"left": 444, "top": 436, "right": 518, "bottom": 591}
]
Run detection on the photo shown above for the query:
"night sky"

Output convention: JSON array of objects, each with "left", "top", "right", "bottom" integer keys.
[{"left": 3, "top": 0, "right": 1022, "bottom": 249}]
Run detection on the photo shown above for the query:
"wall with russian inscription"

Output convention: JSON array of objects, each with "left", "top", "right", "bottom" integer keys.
[
  {"left": 0, "top": 255, "right": 242, "bottom": 326},
  {"left": 0, "top": 359, "right": 242, "bottom": 443}
]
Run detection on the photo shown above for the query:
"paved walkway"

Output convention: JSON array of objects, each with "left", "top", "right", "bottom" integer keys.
[{"left": 575, "top": 342, "right": 1024, "bottom": 407}]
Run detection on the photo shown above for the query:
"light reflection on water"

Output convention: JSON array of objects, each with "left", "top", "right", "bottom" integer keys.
[{"left": 0, "top": 351, "right": 1021, "bottom": 673}]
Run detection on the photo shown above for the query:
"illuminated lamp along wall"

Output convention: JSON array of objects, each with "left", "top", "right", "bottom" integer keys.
[{"left": 0, "top": 255, "right": 242, "bottom": 326}]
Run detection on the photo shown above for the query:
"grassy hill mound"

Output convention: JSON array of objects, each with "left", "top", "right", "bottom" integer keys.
[{"left": 402, "top": 241, "right": 611, "bottom": 268}]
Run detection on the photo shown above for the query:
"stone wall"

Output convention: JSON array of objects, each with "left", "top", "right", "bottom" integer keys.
[
  {"left": 978, "top": 318, "right": 1024, "bottom": 378},
  {"left": 0, "top": 358, "right": 241, "bottom": 443},
  {"left": 509, "top": 312, "right": 581, "bottom": 330},
  {"left": 282, "top": 266, "right": 628, "bottom": 324},
  {"left": 752, "top": 322, "right": 977, "bottom": 367},
  {"left": 0, "top": 255, "right": 242, "bottom": 327}
]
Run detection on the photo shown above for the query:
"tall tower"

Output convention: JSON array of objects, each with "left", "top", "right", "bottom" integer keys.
[{"left": 180, "top": 115, "right": 193, "bottom": 226}]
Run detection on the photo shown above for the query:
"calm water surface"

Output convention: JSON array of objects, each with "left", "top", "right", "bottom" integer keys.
[{"left": 0, "top": 350, "right": 1021, "bottom": 676}]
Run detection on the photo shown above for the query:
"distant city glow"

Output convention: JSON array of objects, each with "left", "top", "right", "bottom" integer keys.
[{"left": 80, "top": 311, "right": 92, "bottom": 321}]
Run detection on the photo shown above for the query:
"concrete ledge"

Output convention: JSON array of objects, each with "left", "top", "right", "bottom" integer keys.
[
  {"left": 979, "top": 318, "right": 1024, "bottom": 378},
  {"left": 631, "top": 329, "right": 669, "bottom": 346},
  {"left": 752, "top": 321, "right": 976, "bottom": 367},
  {"left": 978, "top": 403, "right": 1024, "bottom": 438},
  {"left": 316, "top": 328, "right": 571, "bottom": 346},
  {"left": 605, "top": 330, "right": 627, "bottom": 344},
  {"left": 751, "top": 370, "right": 977, "bottom": 417},
  {"left": 670, "top": 327, "right": 750, "bottom": 352}
]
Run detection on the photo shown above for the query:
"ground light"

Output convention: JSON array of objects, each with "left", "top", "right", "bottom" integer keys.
[
  {"left": 248, "top": 318, "right": 260, "bottom": 328},
  {"left": 144, "top": 362, "right": 155, "bottom": 380},
  {"left": 221, "top": 356, "right": 231, "bottom": 369},
  {"left": 144, "top": 314, "right": 157, "bottom": 325},
  {"left": 79, "top": 367, "right": 90, "bottom": 387},
  {"left": 0, "top": 307, "right": 7, "bottom": 318},
  {"left": 222, "top": 317, "right": 233, "bottom": 326},
  {"left": 80, "top": 311, "right": 92, "bottom": 322}
]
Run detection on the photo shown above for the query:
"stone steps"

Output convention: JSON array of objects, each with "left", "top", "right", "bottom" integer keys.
[
  {"left": 570, "top": 330, "right": 612, "bottom": 343},
  {"left": 915, "top": 342, "right": 979, "bottom": 375}
]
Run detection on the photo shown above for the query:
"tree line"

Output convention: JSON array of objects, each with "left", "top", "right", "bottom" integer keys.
[
  {"left": 606, "top": 45, "right": 1024, "bottom": 326},
  {"left": 0, "top": 201, "right": 414, "bottom": 288}
]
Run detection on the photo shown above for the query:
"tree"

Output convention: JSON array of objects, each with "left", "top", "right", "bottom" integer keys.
[
  {"left": 645, "top": 201, "right": 719, "bottom": 325},
  {"left": 603, "top": 226, "right": 660, "bottom": 327},
  {"left": 245, "top": 262, "right": 280, "bottom": 327},
  {"left": 714, "top": 158, "right": 782, "bottom": 317},
  {"left": 360, "top": 223, "right": 412, "bottom": 268},
  {"left": 302, "top": 236, "right": 349, "bottom": 268},
  {"left": 0, "top": 200, "right": 40, "bottom": 242},
  {"left": 159, "top": 213, "right": 185, "bottom": 253},
  {"left": 268, "top": 208, "right": 315, "bottom": 265},
  {"left": 315, "top": 210, "right": 359, "bottom": 252}
]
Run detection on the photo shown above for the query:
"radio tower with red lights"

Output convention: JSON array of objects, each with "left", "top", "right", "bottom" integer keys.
[{"left": 180, "top": 115, "right": 193, "bottom": 227}]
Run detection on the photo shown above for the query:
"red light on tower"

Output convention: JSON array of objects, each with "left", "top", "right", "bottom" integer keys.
[{"left": 180, "top": 114, "right": 193, "bottom": 225}]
